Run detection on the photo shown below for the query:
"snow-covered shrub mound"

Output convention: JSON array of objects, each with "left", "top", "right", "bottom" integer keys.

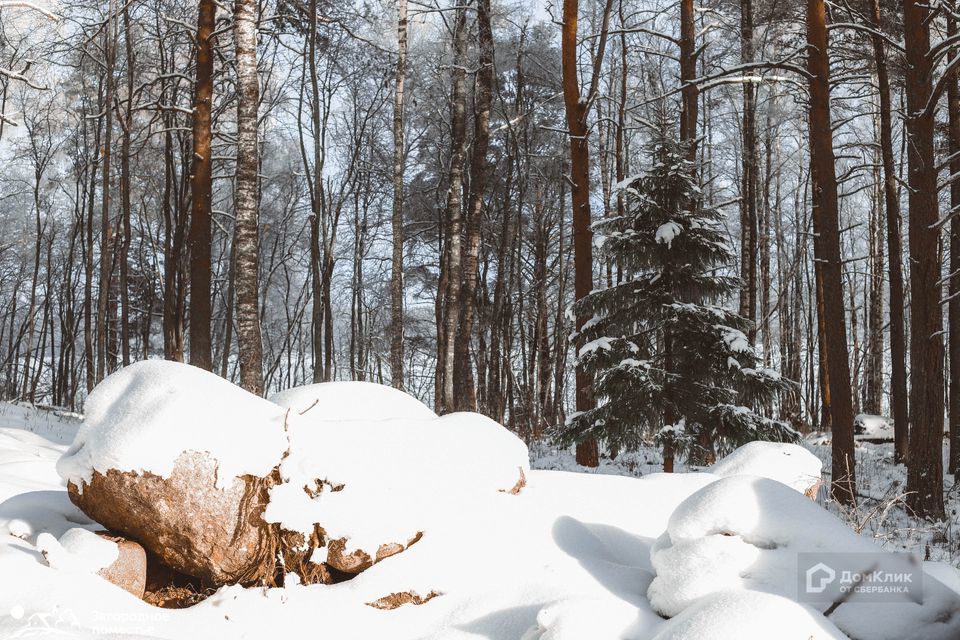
[
  {"left": 709, "top": 441, "right": 822, "bottom": 496},
  {"left": 270, "top": 381, "right": 437, "bottom": 421},
  {"left": 649, "top": 475, "right": 960, "bottom": 639},
  {"left": 57, "top": 361, "right": 292, "bottom": 585},
  {"left": 266, "top": 406, "right": 529, "bottom": 575},
  {"left": 651, "top": 590, "right": 847, "bottom": 640}
]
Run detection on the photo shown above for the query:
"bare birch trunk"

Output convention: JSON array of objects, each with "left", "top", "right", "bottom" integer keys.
[
  {"left": 436, "top": 6, "right": 469, "bottom": 414},
  {"left": 453, "top": 0, "right": 494, "bottom": 411},
  {"left": 390, "top": 0, "right": 408, "bottom": 391},
  {"left": 234, "top": 0, "right": 263, "bottom": 395},
  {"left": 96, "top": 0, "right": 116, "bottom": 382}
]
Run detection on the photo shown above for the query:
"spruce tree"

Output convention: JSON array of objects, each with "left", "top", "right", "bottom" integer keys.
[{"left": 558, "top": 137, "right": 796, "bottom": 466}]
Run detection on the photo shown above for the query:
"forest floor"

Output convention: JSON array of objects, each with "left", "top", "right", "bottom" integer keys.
[{"left": 0, "top": 397, "right": 958, "bottom": 639}]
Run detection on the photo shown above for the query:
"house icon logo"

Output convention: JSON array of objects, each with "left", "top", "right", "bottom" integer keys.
[{"left": 806, "top": 562, "right": 836, "bottom": 594}]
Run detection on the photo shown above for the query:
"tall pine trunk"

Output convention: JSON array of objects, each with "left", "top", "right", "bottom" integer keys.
[
  {"left": 947, "top": 18, "right": 960, "bottom": 479},
  {"left": 869, "top": 0, "right": 909, "bottom": 464},
  {"left": 902, "top": 0, "right": 945, "bottom": 519},
  {"left": 806, "top": 0, "right": 856, "bottom": 503},
  {"left": 188, "top": 0, "right": 215, "bottom": 370},
  {"left": 562, "top": 0, "right": 609, "bottom": 467},
  {"left": 679, "top": 0, "right": 697, "bottom": 162}
]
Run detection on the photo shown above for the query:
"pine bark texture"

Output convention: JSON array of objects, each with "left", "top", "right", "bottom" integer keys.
[
  {"left": 806, "top": 0, "right": 856, "bottom": 503},
  {"left": 561, "top": 0, "right": 601, "bottom": 467},
  {"left": 902, "top": 0, "right": 945, "bottom": 519},
  {"left": 679, "top": 0, "right": 698, "bottom": 161},
  {"left": 947, "top": 18, "right": 960, "bottom": 479},
  {"left": 188, "top": 0, "right": 215, "bottom": 371}
]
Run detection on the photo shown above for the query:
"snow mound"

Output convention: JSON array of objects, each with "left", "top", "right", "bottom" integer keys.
[
  {"left": 265, "top": 410, "right": 529, "bottom": 560},
  {"left": 854, "top": 414, "right": 894, "bottom": 441},
  {"left": 649, "top": 475, "right": 960, "bottom": 639},
  {"left": 56, "top": 361, "right": 291, "bottom": 488},
  {"left": 709, "top": 441, "right": 822, "bottom": 494},
  {"left": 269, "top": 381, "right": 436, "bottom": 422},
  {"left": 651, "top": 590, "right": 846, "bottom": 640},
  {"left": 37, "top": 528, "right": 118, "bottom": 575}
]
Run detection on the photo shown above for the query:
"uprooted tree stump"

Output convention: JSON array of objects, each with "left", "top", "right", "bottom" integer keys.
[
  {"left": 67, "top": 451, "right": 426, "bottom": 597},
  {"left": 67, "top": 451, "right": 280, "bottom": 587},
  {"left": 60, "top": 365, "right": 530, "bottom": 603}
]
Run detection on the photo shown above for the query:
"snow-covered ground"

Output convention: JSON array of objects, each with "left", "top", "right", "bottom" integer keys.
[{"left": 0, "top": 371, "right": 958, "bottom": 639}]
